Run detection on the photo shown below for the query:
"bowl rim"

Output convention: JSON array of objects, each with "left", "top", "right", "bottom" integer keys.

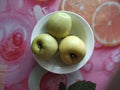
[{"left": 30, "top": 10, "right": 95, "bottom": 74}]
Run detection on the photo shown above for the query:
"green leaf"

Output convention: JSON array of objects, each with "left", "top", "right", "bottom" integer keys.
[{"left": 68, "top": 80, "right": 96, "bottom": 90}]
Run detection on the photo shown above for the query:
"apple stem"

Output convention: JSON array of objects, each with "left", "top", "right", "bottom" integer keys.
[
  {"left": 37, "top": 42, "right": 42, "bottom": 49},
  {"left": 70, "top": 53, "right": 76, "bottom": 59}
]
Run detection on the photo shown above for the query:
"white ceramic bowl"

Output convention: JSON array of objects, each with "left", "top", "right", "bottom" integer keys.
[{"left": 30, "top": 11, "right": 94, "bottom": 74}]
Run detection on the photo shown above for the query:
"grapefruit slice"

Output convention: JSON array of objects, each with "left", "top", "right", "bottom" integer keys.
[
  {"left": 92, "top": 1, "right": 120, "bottom": 46},
  {"left": 40, "top": 72, "right": 67, "bottom": 90}
]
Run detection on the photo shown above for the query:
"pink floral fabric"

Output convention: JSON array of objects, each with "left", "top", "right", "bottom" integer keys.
[{"left": 0, "top": 0, "right": 120, "bottom": 90}]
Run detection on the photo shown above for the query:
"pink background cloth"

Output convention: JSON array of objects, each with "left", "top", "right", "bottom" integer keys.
[{"left": 0, "top": 0, "right": 120, "bottom": 90}]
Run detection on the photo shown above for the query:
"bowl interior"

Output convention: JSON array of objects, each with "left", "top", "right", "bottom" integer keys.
[{"left": 30, "top": 11, "right": 94, "bottom": 74}]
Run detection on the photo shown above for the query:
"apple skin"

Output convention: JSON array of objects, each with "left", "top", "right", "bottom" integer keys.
[
  {"left": 31, "top": 34, "right": 58, "bottom": 60},
  {"left": 59, "top": 36, "right": 86, "bottom": 65},
  {"left": 46, "top": 12, "right": 72, "bottom": 38}
]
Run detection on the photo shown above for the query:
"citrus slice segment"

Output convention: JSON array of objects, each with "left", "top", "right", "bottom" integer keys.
[{"left": 92, "top": 1, "right": 120, "bottom": 46}]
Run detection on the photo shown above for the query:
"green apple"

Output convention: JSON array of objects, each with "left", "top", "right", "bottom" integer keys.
[
  {"left": 31, "top": 34, "right": 58, "bottom": 60},
  {"left": 46, "top": 12, "right": 72, "bottom": 38},
  {"left": 59, "top": 35, "right": 86, "bottom": 65}
]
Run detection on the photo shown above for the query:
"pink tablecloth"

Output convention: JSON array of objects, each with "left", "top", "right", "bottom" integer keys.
[{"left": 0, "top": 0, "right": 120, "bottom": 90}]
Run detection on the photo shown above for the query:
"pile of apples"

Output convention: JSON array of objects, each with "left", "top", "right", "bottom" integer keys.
[{"left": 31, "top": 12, "right": 86, "bottom": 65}]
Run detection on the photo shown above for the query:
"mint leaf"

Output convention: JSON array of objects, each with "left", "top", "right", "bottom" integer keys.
[{"left": 68, "top": 80, "right": 96, "bottom": 90}]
